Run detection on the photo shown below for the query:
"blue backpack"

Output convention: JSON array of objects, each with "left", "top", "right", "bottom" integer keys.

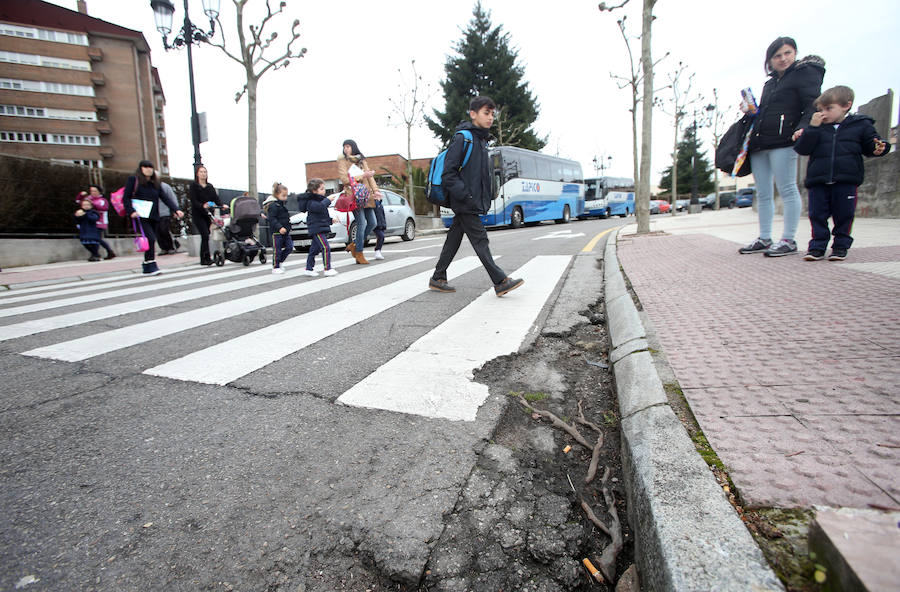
[{"left": 425, "top": 130, "right": 474, "bottom": 206}]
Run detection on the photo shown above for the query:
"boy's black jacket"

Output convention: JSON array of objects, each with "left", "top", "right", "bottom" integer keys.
[
  {"left": 297, "top": 192, "right": 333, "bottom": 236},
  {"left": 442, "top": 121, "right": 492, "bottom": 215},
  {"left": 794, "top": 113, "right": 891, "bottom": 187},
  {"left": 266, "top": 199, "right": 292, "bottom": 234},
  {"left": 750, "top": 56, "right": 825, "bottom": 152}
]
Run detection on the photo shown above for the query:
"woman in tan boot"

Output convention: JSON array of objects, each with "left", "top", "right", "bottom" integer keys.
[{"left": 337, "top": 139, "right": 380, "bottom": 264}]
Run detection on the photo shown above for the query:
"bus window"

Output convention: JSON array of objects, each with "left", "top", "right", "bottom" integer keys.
[
  {"left": 537, "top": 159, "right": 552, "bottom": 181},
  {"left": 519, "top": 155, "right": 536, "bottom": 179}
]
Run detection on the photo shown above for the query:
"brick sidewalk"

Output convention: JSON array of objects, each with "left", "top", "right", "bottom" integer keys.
[{"left": 617, "top": 231, "right": 900, "bottom": 509}]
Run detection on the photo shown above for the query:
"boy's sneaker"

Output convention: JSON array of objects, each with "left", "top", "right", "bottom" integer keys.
[
  {"left": 495, "top": 277, "right": 524, "bottom": 297},
  {"left": 303, "top": 269, "right": 318, "bottom": 277},
  {"left": 764, "top": 239, "right": 798, "bottom": 257},
  {"left": 803, "top": 250, "right": 825, "bottom": 261},
  {"left": 828, "top": 248, "right": 847, "bottom": 261},
  {"left": 429, "top": 278, "right": 455, "bottom": 293},
  {"left": 323, "top": 268, "right": 338, "bottom": 276},
  {"left": 374, "top": 250, "right": 384, "bottom": 260},
  {"left": 272, "top": 267, "right": 285, "bottom": 275},
  {"left": 738, "top": 237, "right": 772, "bottom": 254},
  {"left": 88, "top": 256, "right": 101, "bottom": 262}
]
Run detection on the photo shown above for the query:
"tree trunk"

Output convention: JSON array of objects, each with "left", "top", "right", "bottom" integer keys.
[
  {"left": 246, "top": 76, "right": 258, "bottom": 198},
  {"left": 635, "top": 0, "right": 655, "bottom": 234},
  {"left": 406, "top": 124, "right": 414, "bottom": 212},
  {"left": 631, "top": 98, "right": 639, "bottom": 188},
  {"left": 671, "top": 116, "right": 679, "bottom": 216}
]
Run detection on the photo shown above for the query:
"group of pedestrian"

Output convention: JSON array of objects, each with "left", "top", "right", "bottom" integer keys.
[{"left": 738, "top": 36, "right": 890, "bottom": 262}]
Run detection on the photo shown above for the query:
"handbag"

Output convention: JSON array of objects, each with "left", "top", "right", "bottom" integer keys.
[
  {"left": 132, "top": 218, "right": 149, "bottom": 252},
  {"left": 716, "top": 115, "right": 755, "bottom": 177},
  {"left": 334, "top": 191, "right": 358, "bottom": 213}
]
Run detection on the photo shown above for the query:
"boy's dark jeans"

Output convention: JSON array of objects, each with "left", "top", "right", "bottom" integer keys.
[
  {"left": 807, "top": 183, "right": 857, "bottom": 252},
  {"left": 433, "top": 212, "right": 506, "bottom": 285},
  {"left": 273, "top": 232, "right": 293, "bottom": 268}
]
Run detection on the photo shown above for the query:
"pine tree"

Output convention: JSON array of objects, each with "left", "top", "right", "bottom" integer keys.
[
  {"left": 426, "top": 2, "right": 545, "bottom": 150},
  {"left": 658, "top": 124, "right": 714, "bottom": 196}
]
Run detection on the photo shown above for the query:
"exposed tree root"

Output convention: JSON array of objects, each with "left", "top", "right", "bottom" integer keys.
[
  {"left": 515, "top": 395, "right": 591, "bottom": 449},
  {"left": 581, "top": 467, "right": 624, "bottom": 583}
]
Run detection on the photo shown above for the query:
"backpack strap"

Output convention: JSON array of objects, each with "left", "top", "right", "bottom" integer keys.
[{"left": 456, "top": 130, "right": 474, "bottom": 170}]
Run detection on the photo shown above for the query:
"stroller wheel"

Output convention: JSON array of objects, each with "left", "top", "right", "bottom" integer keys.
[
  {"left": 214, "top": 252, "right": 225, "bottom": 266},
  {"left": 259, "top": 251, "right": 267, "bottom": 264},
  {"left": 243, "top": 253, "right": 252, "bottom": 266}
]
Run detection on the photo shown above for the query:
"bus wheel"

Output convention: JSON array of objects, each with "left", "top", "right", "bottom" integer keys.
[
  {"left": 510, "top": 207, "right": 524, "bottom": 229},
  {"left": 554, "top": 204, "right": 571, "bottom": 224},
  {"left": 619, "top": 208, "right": 628, "bottom": 218}
]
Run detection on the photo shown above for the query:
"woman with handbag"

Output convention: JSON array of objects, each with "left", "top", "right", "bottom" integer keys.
[
  {"left": 189, "top": 165, "right": 224, "bottom": 266},
  {"left": 336, "top": 139, "right": 381, "bottom": 264},
  {"left": 124, "top": 160, "right": 184, "bottom": 276},
  {"left": 739, "top": 36, "right": 825, "bottom": 257}
]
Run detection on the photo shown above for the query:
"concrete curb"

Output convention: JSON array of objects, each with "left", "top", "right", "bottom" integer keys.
[{"left": 604, "top": 228, "right": 784, "bottom": 591}]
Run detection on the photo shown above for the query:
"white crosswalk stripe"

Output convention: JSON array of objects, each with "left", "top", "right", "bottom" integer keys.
[
  {"left": 0, "top": 257, "right": 355, "bottom": 341},
  {"left": 0, "top": 263, "right": 222, "bottom": 306},
  {"left": 0, "top": 261, "right": 273, "bottom": 318},
  {"left": 23, "top": 257, "right": 430, "bottom": 361},
  {"left": 337, "top": 256, "right": 571, "bottom": 421},
  {"left": 144, "top": 256, "right": 483, "bottom": 385}
]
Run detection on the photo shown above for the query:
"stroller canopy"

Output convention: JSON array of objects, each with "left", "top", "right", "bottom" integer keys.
[{"left": 230, "top": 195, "right": 261, "bottom": 220}]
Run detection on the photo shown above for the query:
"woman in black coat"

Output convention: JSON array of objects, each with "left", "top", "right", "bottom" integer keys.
[
  {"left": 189, "top": 165, "right": 224, "bottom": 265},
  {"left": 124, "top": 160, "right": 183, "bottom": 275},
  {"left": 738, "top": 37, "right": 825, "bottom": 257}
]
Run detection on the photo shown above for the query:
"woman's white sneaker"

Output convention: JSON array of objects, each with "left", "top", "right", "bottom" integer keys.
[{"left": 303, "top": 269, "right": 318, "bottom": 277}]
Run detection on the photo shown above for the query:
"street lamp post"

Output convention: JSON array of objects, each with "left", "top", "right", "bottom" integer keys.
[
  {"left": 706, "top": 100, "right": 720, "bottom": 209},
  {"left": 592, "top": 154, "right": 612, "bottom": 177},
  {"left": 150, "top": 0, "right": 220, "bottom": 170}
]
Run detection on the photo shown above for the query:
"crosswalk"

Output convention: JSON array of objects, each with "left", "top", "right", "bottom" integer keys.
[{"left": 3, "top": 252, "right": 573, "bottom": 421}]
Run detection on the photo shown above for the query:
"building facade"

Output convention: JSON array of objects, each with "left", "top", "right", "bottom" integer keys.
[
  {"left": 0, "top": 0, "right": 167, "bottom": 175},
  {"left": 306, "top": 154, "right": 432, "bottom": 194}
]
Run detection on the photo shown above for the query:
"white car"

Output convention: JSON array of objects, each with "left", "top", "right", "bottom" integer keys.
[{"left": 289, "top": 188, "right": 416, "bottom": 250}]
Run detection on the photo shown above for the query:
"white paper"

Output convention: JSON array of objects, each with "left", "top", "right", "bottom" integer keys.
[
  {"left": 131, "top": 199, "right": 152, "bottom": 218},
  {"left": 347, "top": 164, "right": 364, "bottom": 179}
]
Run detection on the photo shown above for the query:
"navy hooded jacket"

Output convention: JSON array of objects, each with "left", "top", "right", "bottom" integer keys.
[
  {"left": 442, "top": 121, "right": 492, "bottom": 215},
  {"left": 297, "top": 192, "right": 333, "bottom": 236},
  {"left": 793, "top": 113, "right": 891, "bottom": 187}
]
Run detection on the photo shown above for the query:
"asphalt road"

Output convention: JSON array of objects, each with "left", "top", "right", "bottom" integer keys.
[{"left": 0, "top": 215, "right": 621, "bottom": 591}]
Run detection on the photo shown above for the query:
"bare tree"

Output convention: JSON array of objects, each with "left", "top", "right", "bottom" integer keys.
[
  {"left": 210, "top": 0, "right": 306, "bottom": 197},
  {"left": 657, "top": 61, "right": 700, "bottom": 215},
  {"left": 494, "top": 105, "right": 528, "bottom": 147},
  {"left": 706, "top": 88, "right": 728, "bottom": 209},
  {"left": 388, "top": 60, "right": 432, "bottom": 213},
  {"left": 600, "top": 0, "right": 658, "bottom": 234}
]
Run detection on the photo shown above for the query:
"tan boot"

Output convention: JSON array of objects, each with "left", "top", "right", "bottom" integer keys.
[
  {"left": 354, "top": 250, "right": 369, "bottom": 264},
  {"left": 345, "top": 243, "right": 356, "bottom": 253}
]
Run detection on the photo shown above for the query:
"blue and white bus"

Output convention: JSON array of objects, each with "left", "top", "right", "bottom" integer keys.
[
  {"left": 580, "top": 176, "right": 634, "bottom": 218},
  {"left": 441, "top": 146, "right": 584, "bottom": 228}
]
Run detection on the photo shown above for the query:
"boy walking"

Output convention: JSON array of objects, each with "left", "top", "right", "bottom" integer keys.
[
  {"left": 429, "top": 96, "right": 523, "bottom": 297},
  {"left": 793, "top": 85, "right": 890, "bottom": 261},
  {"left": 298, "top": 178, "right": 339, "bottom": 277}
]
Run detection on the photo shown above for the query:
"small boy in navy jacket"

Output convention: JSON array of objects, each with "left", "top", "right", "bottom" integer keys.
[
  {"left": 265, "top": 182, "right": 293, "bottom": 274},
  {"left": 794, "top": 85, "right": 890, "bottom": 261},
  {"left": 297, "top": 178, "right": 338, "bottom": 277}
]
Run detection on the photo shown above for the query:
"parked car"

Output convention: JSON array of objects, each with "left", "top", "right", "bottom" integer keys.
[
  {"left": 700, "top": 192, "right": 736, "bottom": 209},
  {"left": 649, "top": 199, "right": 671, "bottom": 214},
  {"left": 657, "top": 200, "right": 671, "bottom": 214},
  {"left": 649, "top": 199, "right": 661, "bottom": 214},
  {"left": 289, "top": 188, "right": 416, "bottom": 250},
  {"left": 735, "top": 188, "right": 756, "bottom": 208},
  {"left": 675, "top": 199, "right": 690, "bottom": 211}
]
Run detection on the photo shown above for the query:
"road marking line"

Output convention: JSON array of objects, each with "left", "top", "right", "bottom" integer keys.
[
  {"left": 0, "top": 258, "right": 356, "bottom": 342},
  {"left": 337, "top": 255, "right": 571, "bottom": 421},
  {"left": 144, "top": 257, "right": 480, "bottom": 385},
  {"left": 23, "top": 257, "right": 429, "bottom": 361},
  {"left": 0, "top": 264, "right": 224, "bottom": 306},
  {"left": 532, "top": 230, "right": 586, "bottom": 241},
  {"left": 581, "top": 227, "right": 619, "bottom": 253}
]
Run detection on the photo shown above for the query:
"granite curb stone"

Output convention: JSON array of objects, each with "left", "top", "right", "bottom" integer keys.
[
  {"left": 541, "top": 252, "right": 603, "bottom": 337},
  {"left": 605, "top": 227, "right": 784, "bottom": 591}
]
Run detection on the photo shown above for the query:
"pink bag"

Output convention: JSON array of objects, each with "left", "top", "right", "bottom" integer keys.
[
  {"left": 132, "top": 218, "right": 149, "bottom": 252},
  {"left": 110, "top": 186, "right": 126, "bottom": 216}
]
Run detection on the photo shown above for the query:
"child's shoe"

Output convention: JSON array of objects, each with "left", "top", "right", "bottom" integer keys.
[
  {"left": 374, "top": 250, "right": 384, "bottom": 260},
  {"left": 104, "top": 251, "right": 116, "bottom": 260},
  {"left": 303, "top": 269, "right": 319, "bottom": 277},
  {"left": 828, "top": 248, "right": 847, "bottom": 261},
  {"left": 323, "top": 268, "right": 339, "bottom": 276},
  {"left": 803, "top": 250, "right": 825, "bottom": 261},
  {"left": 272, "top": 267, "right": 285, "bottom": 275},
  {"left": 88, "top": 256, "right": 101, "bottom": 262}
]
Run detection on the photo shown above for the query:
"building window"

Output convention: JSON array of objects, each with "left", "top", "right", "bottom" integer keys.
[
  {"left": 2, "top": 130, "right": 98, "bottom": 145},
  {"left": 0, "top": 104, "right": 96, "bottom": 121},
  {"left": 0, "top": 51, "right": 91, "bottom": 71},
  {"left": 0, "top": 25, "right": 88, "bottom": 46},
  {"left": 0, "top": 78, "right": 94, "bottom": 97},
  {"left": 51, "top": 158, "right": 104, "bottom": 168}
]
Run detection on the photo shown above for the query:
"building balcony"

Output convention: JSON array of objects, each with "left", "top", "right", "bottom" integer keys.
[
  {"left": 87, "top": 47, "right": 103, "bottom": 62},
  {"left": 96, "top": 121, "right": 111, "bottom": 134},
  {"left": 90, "top": 72, "right": 105, "bottom": 86},
  {"left": 99, "top": 146, "right": 114, "bottom": 158},
  {"left": 93, "top": 97, "right": 109, "bottom": 110}
]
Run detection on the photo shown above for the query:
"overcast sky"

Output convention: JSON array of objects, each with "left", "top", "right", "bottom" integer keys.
[{"left": 46, "top": 0, "right": 900, "bottom": 193}]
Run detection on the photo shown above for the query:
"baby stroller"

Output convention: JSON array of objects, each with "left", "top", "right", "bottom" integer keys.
[{"left": 212, "top": 195, "right": 267, "bottom": 266}]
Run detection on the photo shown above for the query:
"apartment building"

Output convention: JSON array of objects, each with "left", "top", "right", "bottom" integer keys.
[
  {"left": 306, "top": 154, "right": 433, "bottom": 194},
  {"left": 0, "top": 0, "right": 168, "bottom": 174}
]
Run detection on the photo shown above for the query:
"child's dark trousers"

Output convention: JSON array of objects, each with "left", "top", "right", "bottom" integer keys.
[
  {"left": 807, "top": 183, "right": 857, "bottom": 252},
  {"left": 272, "top": 232, "right": 293, "bottom": 269},
  {"left": 306, "top": 233, "right": 331, "bottom": 271}
]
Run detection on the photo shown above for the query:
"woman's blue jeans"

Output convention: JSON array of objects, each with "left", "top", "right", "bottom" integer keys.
[
  {"left": 749, "top": 146, "right": 802, "bottom": 241},
  {"left": 354, "top": 207, "right": 376, "bottom": 251}
]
